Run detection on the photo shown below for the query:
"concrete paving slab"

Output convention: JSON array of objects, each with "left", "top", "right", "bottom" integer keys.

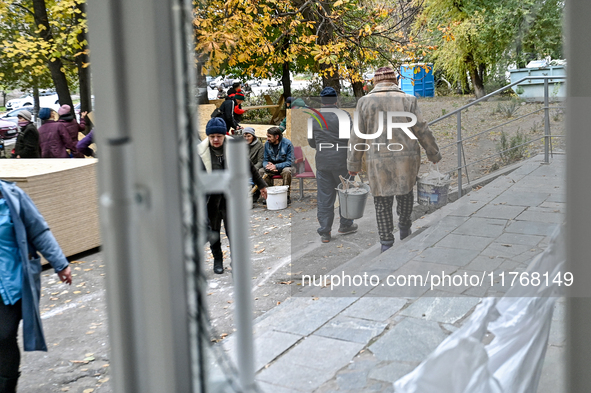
[
  {"left": 341, "top": 297, "right": 408, "bottom": 322},
  {"left": 545, "top": 193, "right": 566, "bottom": 203},
  {"left": 495, "top": 232, "right": 546, "bottom": 246},
  {"left": 473, "top": 204, "right": 527, "bottom": 220},
  {"left": 415, "top": 246, "right": 481, "bottom": 267},
  {"left": 257, "top": 381, "right": 307, "bottom": 393},
  {"left": 464, "top": 255, "right": 506, "bottom": 271},
  {"left": 481, "top": 242, "right": 534, "bottom": 258},
  {"left": 452, "top": 217, "right": 508, "bottom": 238},
  {"left": 505, "top": 220, "right": 560, "bottom": 236},
  {"left": 369, "top": 318, "right": 448, "bottom": 362},
  {"left": 489, "top": 191, "right": 550, "bottom": 207},
  {"left": 314, "top": 315, "right": 388, "bottom": 344},
  {"left": 435, "top": 233, "right": 495, "bottom": 251},
  {"left": 539, "top": 201, "right": 566, "bottom": 212},
  {"left": 367, "top": 361, "right": 420, "bottom": 384},
  {"left": 336, "top": 370, "right": 369, "bottom": 390},
  {"left": 257, "top": 361, "right": 335, "bottom": 391},
  {"left": 254, "top": 330, "right": 303, "bottom": 371},
  {"left": 515, "top": 209, "right": 566, "bottom": 224},
  {"left": 280, "top": 335, "right": 365, "bottom": 371},
  {"left": 399, "top": 296, "right": 480, "bottom": 324},
  {"left": 447, "top": 200, "right": 487, "bottom": 217},
  {"left": 269, "top": 297, "right": 357, "bottom": 336}
]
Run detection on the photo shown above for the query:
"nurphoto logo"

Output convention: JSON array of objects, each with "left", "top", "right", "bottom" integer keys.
[{"left": 302, "top": 106, "right": 418, "bottom": 152}]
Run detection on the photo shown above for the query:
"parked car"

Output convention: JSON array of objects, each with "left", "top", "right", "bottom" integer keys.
[
  {"left": 0, "top": 119, "right": 18, "bottom": 140},
  {"left": 209, "top": 76, "right": 223, "bottom": 89},
  {"left": 222, "top": 75, "right": 238, "bottom": 88},
  {"left": 6, "top": 92, "right": 60, "bottom": 111},
  {"left": 1, "top": 106, "right": 37, "bottom": 124},
  {"left": 246, "top": 78, "right": 261, "bottom": 87}
]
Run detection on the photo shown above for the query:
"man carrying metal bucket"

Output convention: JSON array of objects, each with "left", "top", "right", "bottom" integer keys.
[
  {"left": 347, "top": 66, "right": 442, "bottom": 253},
  {"left": 308, "top": 87, "right": 358, "bottom": 243}
]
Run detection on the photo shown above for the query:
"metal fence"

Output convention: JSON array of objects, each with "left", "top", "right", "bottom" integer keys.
[{"left": 428, "top": 76, "right": 566, "bottom": 199}]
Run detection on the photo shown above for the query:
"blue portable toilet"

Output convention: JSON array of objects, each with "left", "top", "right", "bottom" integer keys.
[{"left": 400, "top": 63, "right": 435, "bottom": 97}]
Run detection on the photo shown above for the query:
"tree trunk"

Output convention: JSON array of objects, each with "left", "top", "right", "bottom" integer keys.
[
  {"left": 33, "top": 86, "right": 40, "bottom": 115},
  {"left": 195, "top": 53, "right": 209, "bottom": 105},
  {"left": 469, "top": 67, "right": 486, "bottom": 99},
  {"left": 352, "top": 81, "right": 364, "bottom": 98},
  {"left": 32, "top": 0, "right": 73, "bottom": 112},
  {"left": 76, "top": 0, "right": 92, "bottom": 117},
  {"left": 280, "top": 38, "right": 291, "bottom": 100}
]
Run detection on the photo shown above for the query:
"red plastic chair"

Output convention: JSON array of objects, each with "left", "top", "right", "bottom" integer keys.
[{"left": 294, "top": 146, "right": 316, "bottom": 199}]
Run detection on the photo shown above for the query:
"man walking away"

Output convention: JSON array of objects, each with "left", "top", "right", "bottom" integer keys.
[
  {"left": 347, "top": 66, "right": 442, "bottom": 253},
  {"left": 308, "top": 87, "right": 357, "bottom": 243}
]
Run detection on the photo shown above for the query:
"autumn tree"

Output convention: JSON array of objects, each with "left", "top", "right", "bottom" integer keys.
[
  {"left": 0, "top": 0, "right": 91, "bottom": 111},
  {"left": 416, "top": 0, "right": 563, "bottom": 98},
  {"left": 193, "top": 0, "right": 428, "bottom": 98}
]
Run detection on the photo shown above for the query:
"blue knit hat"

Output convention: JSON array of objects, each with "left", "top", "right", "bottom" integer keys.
[
  {"left": 38, "top": 107, "right": 52, "bottom": 120},
  {"left": 206, "top": 117, "right": 227, "bottom": 135},
  {"left": 320, "top": 87, "right": 338, "bottom": 104}
]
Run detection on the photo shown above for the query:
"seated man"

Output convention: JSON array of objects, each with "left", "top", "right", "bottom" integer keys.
[{"left": 259, "top": 126, "right": 294, "bottom": 204}]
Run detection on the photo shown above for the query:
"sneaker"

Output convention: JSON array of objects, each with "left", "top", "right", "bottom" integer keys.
[
  {"left": 380, "top": 244, "right": 392, "bottom": 253},
  {"left": 338, "top": 223, "right": 358, "bottom": 235},
  {"left": 320, "top": 233, "right": 331, "bottom": 243},
  {"left": 262, "top": 199, "right": 267, "bottom": 206},
  {"left": 213, "top": 259, "right": 224, "bottom": 274},
  {"left": 399, "top": 224, "right": 412, "bottom": 240}
]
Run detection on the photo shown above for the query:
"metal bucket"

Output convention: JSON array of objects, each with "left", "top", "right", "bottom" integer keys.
[
  {"left": 417, "top": 178, "right": 451, "bottom": 208},
  {"left": 337, "top": 183, "right": 370, "bottom": 219}
]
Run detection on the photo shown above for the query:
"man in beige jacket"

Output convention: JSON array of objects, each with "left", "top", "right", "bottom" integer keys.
[{"left": 347, "top": 66, "right": 442, "bottom": 253}]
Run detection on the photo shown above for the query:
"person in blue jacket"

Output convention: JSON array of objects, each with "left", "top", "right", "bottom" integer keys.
[
  {"left": 0, "top": 180, "right": 72, "bottom": 392},
  {"left": 259, "top": 126, "right": 294, "bottom": 204}
]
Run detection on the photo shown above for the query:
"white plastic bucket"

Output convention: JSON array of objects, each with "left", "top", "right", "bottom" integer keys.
[{"left": 266, "top": 186, "right": 289, "bottom": 210}]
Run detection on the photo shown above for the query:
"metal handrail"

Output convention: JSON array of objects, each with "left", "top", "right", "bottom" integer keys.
[{"left": 427, "top": 76, "right": 566, "bottom": 198}]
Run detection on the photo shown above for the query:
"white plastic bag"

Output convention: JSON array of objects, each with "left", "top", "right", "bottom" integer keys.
[{"left": 394, "top": 227, "right": 565, "bottom": 393}]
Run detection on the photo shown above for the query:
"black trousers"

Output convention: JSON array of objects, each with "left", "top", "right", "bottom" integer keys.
[
  {"left": 316, "top": 168, "right": 354, "bottom": 235},
  {"left": 207, "top": 195, "right": 229, "bottom": 261},
  {"left": 374, "top": 191, "right": 414, "bottom": 246},
  {"left": 0, "top": 299, "right": 22, "bottom": 380}
]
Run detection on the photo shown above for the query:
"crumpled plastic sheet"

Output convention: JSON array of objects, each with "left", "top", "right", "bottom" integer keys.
[
  {"left": 418, "top": 163, "right": 451, "bottom": 187},
  {"left": 394, "top": 226, "right": 565, "bottom": 393}
]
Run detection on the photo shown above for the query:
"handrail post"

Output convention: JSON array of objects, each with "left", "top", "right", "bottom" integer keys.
[
  {"left": 544, "top": 78, "right": 550, "bottom": 164},
  {"left": 457, "top": 111, "right": 463, "bottom": 199}
]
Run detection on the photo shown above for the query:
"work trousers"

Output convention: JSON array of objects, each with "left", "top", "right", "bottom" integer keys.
[
  {"left": 316, "top": 168, "right": 354, "bottom": 235},
  {"left": 259, "top": 167, "right": 293, "bottom": 197},
  {"left": 374, "top": 191, "right": 414, "bottom": 246},
  {"left": 0, "top": 299, "right": 22, "bottom": 381},
  {"left": 207, "top": 196, "right": 229, "bottom": 261}
]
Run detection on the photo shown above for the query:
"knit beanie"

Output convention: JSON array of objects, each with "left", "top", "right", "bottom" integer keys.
[
  {"left": 58, "top": 104, "right": 71, "bottom": 116},
  {"left": 234, "top": 92, "right": 245, "bottom": 101},
  {"left": 38, "top": 107, "right": 52, "bottom": 120},
  {"left": 206, "top": 117, "right": 227, "bottom": 135},
  {"left": 373, "top": 67, "right": 398, "bottom": 84},
  {"left": 320, "top": 87, "right": 337, "bottom": 104},
  {"left": 242, "top": 127, "right": 256, "bottom": 136},
  {"left": 18, "top": 109, "right": 32, "bottom": 121}
]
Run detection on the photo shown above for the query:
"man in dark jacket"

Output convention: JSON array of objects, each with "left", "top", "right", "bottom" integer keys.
[
  {"left": 13, "top": 110, "right": 40, "bottom": 158},
  {"left": 259, "top": 127, "right": 294, "bottom": 204},
  {"left": 215, "top": 94, "right": 244, "bottom": 134},
  {"left": 308, "top": 87, "right": 357, "bottom": 243},
  {"left": 198, "top": 118, "right": 268, "bottom": 274}
]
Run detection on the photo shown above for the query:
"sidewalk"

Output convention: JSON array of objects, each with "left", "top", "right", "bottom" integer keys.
[{"left": 217, "top": 153, "right": 566, "bottom": 393}]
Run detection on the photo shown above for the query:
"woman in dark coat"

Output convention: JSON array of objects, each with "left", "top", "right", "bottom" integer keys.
[
  {"left": 38, "top": 108, "right": 77, "bottom": 158},
  {"left": 13, "top": 110, "right": 40, "bottom": 158},
  {"left": 57, "top": 104, "right": 86, "bottom": 158}
]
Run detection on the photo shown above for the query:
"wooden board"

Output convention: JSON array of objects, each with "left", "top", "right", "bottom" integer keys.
[
  {"left": 198, "top": 104, "right": 272, "bottom": 139},
  {"left": 0, "top": 159, "right": 101, "bottom": 263}
]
